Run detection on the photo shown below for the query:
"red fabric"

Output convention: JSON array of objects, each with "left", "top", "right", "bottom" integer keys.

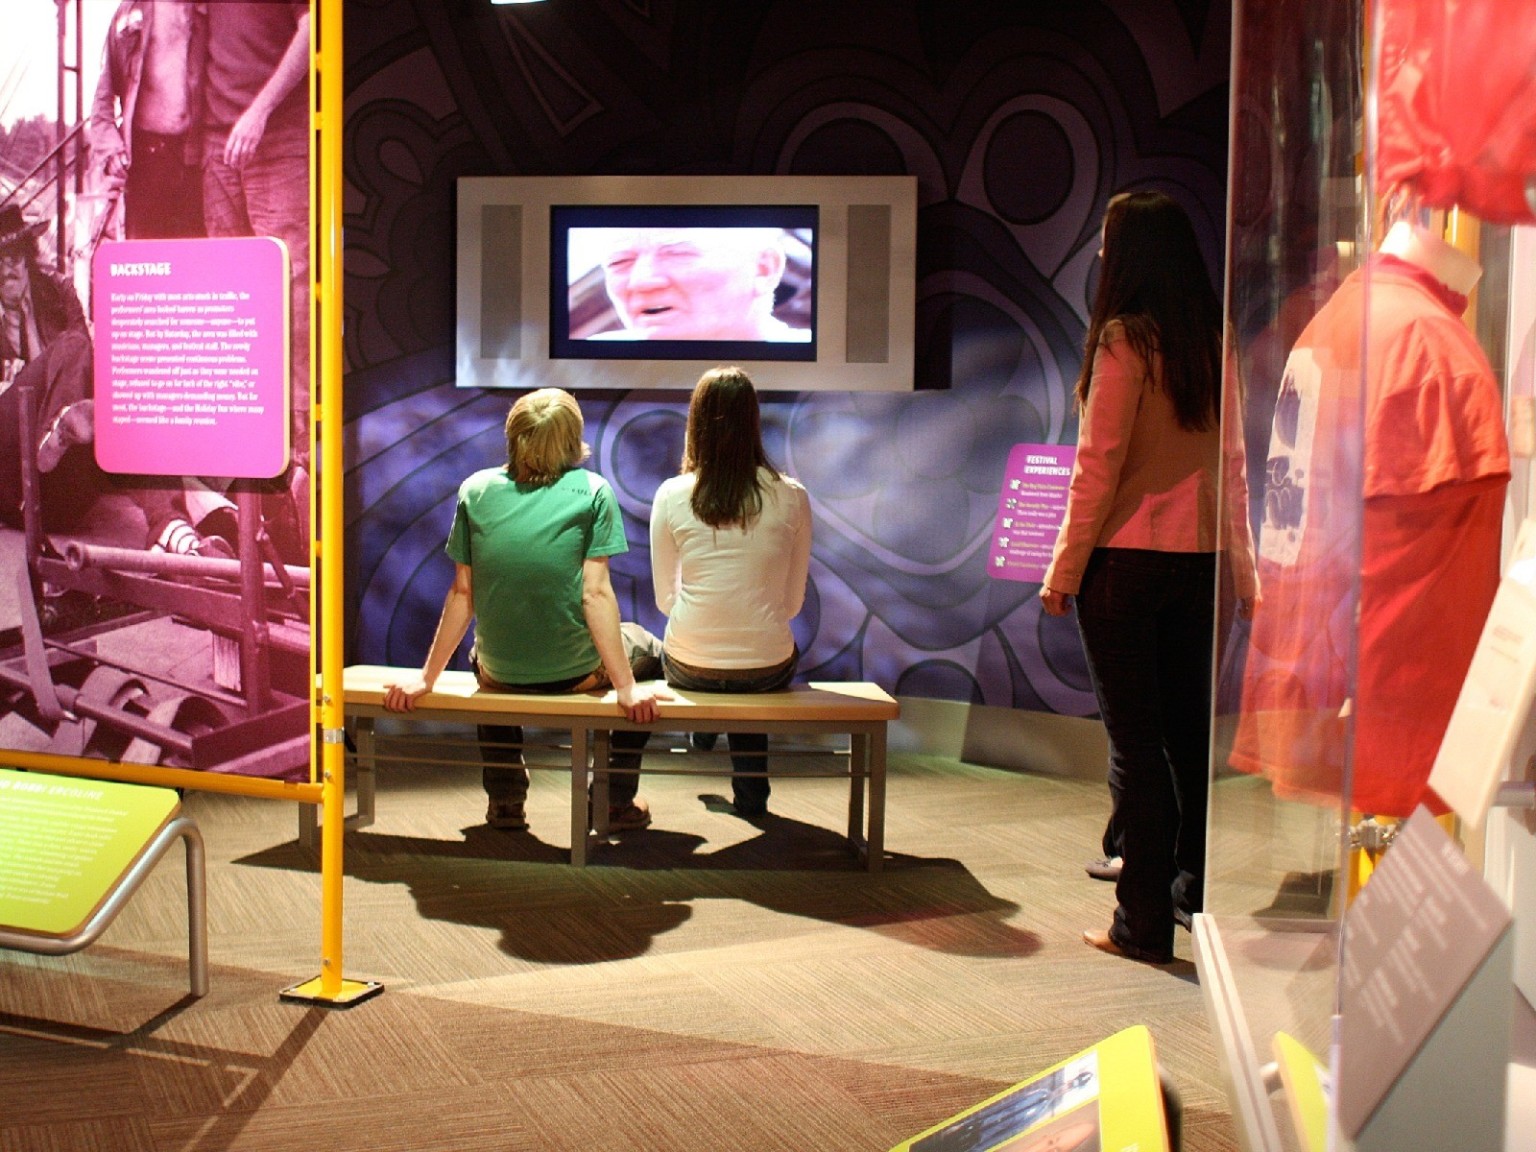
[
  {"left": 1360, "top": 262, "right": 1510, "bottom": 498},
  {"left": 1231, "top": 263, "right": 1509, "bottom": 816},
  {"left": 1355, "top": 479, "right": 1504, "bottom": 815},
  {"left": 1376, "top": 0, "right": 1536, "bottom": 223}
]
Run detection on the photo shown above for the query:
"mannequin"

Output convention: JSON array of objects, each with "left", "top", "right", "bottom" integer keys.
[
  {"left": 1375, "top": 221, "right": 1503, "bottom": 464},
  {"left": 1231, "top": 219, "right": 1511, "bottom": 817},
  {"left": 1379, "top": 219, "right": 1482, "bottom": 297}
]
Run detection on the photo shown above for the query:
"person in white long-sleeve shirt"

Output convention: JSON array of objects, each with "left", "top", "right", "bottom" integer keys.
[{"left": 650, "top": 366, "right": 812, "bottom": 816}]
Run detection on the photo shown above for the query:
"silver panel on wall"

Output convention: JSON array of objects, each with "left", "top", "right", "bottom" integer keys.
[
  {"left": 479, "top": 204, "right": 522, "bottom": 360},
  {"left": 844, "top": 204, "right": 891, "bottom": 364},
  {"left": 456, "top": 175, "right": 917, "bottom": 392}
]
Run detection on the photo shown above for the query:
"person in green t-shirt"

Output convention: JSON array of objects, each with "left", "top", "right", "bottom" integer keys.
[{"left": 383, "top": 388, "right": 670, "bottom": 832}]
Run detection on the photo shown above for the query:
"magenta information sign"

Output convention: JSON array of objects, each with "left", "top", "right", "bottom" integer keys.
[
  {"left": 987, "top": 443, "right": 1075, "bottom": 584},
  {"left": 91, "top": 237, "right": 290, "bottom": 479}
]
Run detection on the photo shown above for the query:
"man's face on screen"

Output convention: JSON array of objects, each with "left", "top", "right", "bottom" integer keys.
[{"left": 600, "top": 228, "right": 775, "bottom": 340}]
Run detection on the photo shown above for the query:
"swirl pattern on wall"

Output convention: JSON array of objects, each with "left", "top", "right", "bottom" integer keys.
[{"left": 344, "top": 0, "right": 1230, "bottom": 716}]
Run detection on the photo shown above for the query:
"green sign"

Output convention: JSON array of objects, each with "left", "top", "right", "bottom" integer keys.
[{"left": 0, "top": 768, "right": 180, "bottom": 937}]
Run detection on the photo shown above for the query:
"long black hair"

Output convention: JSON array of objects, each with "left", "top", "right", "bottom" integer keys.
[
  {"left": 682, "top": 366, "right": 780, "bottom": 529},
  {"left": 1078, "top": 191, "right": 1222, "bottom": 431}
]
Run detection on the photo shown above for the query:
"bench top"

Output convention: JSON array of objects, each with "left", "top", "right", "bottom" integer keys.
[{"left": 343, "top": 665, "right": 899, "bottom": 723}]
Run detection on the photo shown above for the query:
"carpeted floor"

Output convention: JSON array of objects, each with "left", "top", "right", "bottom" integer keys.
[{"left": 0, "top": 747, "right": 1240, "bottom": 1151}]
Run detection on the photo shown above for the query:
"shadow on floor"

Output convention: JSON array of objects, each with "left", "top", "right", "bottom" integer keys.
[{"left": 237, "top": 799, "right": 1040, "bottom": 966}]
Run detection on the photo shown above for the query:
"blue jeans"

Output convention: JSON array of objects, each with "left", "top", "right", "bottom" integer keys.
[
  {"left": 203, "top": 137, "right": 309, "bottom": 455},
  {"left": 664, "top": 651, "right": 797, "bottom": 810},
  {"left": 1075, "top": 548, "right": 1216, "bottom": 958}
]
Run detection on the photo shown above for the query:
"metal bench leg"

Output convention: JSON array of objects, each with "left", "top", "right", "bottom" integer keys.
[
  {"left": 570, "top": 728, "right": 589, "bottom": 867},
  {"left": 298, "top": 799, "right": 318, "bottom": 847},
  {"left": 867, "top": 725, "right": 886, "bottom": 873},
  {"left": 591, "top": 731, "right": 611, "bottom": 836},
  {"left": 299, "top": 717, "right": 376, "bottom": 847},
  {"left": 847, "top": 731, "right": 867, "bottom": 852},
  {"left": 354, "top": 718, "right": 377, "bottom": 829}
]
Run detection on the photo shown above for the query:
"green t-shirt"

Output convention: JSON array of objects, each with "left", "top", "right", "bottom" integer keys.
[{"left": 446, "top": 466, "right": 629, "bottom": 684}]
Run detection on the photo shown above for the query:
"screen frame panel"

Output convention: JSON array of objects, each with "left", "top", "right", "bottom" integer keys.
[{"left": 456, "top": 174, "right": 916, "bottom": 392}]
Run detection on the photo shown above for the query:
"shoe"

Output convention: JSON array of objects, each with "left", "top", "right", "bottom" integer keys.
[
  {"left": 193, "top": 506, "right": 241, "bottom": 557},
  {"left": 1082, "top": 928, "right": 1173, "bottom": 965},
  {"left": 690, "top": 732, "right": 720, "bottom": 752},
  {"left": 1085, "top": 855, "right": 1122, "bottom": 881},
  {"left": 606, "top": 798, "right": 652, "bottom": 831},
  {"left": 732, "top": 792, "right": 768, "bottom": 818},
  {"left": 36, "top": 400, "right": 94, "bottom": 473},
  {"left": 486, "top": 800, "right": 528, "bottom": 830},
  {"left": 152, "top": 518, "right": 235, "bottom": 560}
]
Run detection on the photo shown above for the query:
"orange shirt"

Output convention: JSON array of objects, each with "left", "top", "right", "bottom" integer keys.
[{"left": 1231, "top": 261, "right": 1509, "bottom": 816}]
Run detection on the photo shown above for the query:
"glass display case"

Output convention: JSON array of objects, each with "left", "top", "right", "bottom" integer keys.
[
  {"left": 1198, "top": 1, "right": 1535, "bottom": 1148},
  {"left": 1201, "top": 2, "right": 1363, "bottom": 1146}
]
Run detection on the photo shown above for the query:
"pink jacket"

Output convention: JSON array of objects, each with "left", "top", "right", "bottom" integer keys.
[{"left": 1044, "top": 323, "right": 1257, "bottom": 598}]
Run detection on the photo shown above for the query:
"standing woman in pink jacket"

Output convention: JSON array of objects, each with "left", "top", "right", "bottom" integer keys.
[{"left": 1041, "top": 191, "right": 1256, "bottom": 965}]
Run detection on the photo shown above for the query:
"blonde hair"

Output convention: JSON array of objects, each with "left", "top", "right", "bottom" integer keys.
[{"left": 505, "top": 388, "right": 589, "bottom": 485}]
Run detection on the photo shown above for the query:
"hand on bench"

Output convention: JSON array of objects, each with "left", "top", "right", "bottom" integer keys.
[
  {"left": 382, "top": 676, "right": 432, "bottom": 713},
  {"left": 616, "top": 679, "right": 672, "bottom": 724},
  {"left": 381, "top": 671, "right": 675, "bottom": 722}
]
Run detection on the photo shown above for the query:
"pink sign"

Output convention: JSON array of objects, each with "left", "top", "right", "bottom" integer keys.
[
  {"left": 91, "top": 237, "right": 290, "bottom": 478},
  {"left": 987, "top": 443, "right": 1075, "bottom": 583}
]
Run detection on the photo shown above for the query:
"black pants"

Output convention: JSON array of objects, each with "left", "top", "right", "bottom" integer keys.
[
  {"left": 474, "top": 623, "right": 662, "bottom": 807},
  {"left": 1075, "top": 548, "right": 1216, "bottom": 957},
  {"left": 663, "top": 650, "right": 797, "bottom": 809}
]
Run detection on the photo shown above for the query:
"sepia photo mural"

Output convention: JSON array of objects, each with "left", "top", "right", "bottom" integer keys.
[{"left": 0, "top": 1, "right": 312, "bottom": 780}]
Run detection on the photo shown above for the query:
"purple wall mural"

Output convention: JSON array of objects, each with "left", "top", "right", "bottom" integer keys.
[{"left": 344, "top": 0, "right": 1231, "bottom": 715}]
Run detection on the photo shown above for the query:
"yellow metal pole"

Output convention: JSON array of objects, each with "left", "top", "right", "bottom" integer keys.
[{"left": 280, "top": 0, "right": 380, "bottom": 1007}]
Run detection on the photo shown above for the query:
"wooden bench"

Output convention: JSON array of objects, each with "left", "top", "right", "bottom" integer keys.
[{"left": 326, "top": 664, "right": 899, "bottom": 870}]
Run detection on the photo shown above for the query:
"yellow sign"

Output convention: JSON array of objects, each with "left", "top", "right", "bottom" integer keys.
[
  {"left": 1273, "top": 1032, "right": 1330, "bottom": 1152},
  {"left": 0, "top": 768, "right": 179, "bottom": 937},
  {"left": 891, "top": 1025, "right": 1168, "bottom": 1152}
]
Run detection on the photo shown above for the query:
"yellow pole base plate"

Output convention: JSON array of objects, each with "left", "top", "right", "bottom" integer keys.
[{"left": 278, "top": 976, "right": 384, "bottom": 1007}]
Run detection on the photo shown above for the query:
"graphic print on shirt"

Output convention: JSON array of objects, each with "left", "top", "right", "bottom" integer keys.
[{"left": 1260, "top": 346, "right": 1326, "bottom": 568}]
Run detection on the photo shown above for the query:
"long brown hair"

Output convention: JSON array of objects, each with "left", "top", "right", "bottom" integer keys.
[
  {"left": 1077, "top": 191, "right": 1221, "bottom": 431},
  {"left": 682, "top": 366, "right": 779, "bottom": 529}
]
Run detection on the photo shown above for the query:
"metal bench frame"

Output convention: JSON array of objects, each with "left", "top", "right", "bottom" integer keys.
[{"left": 309, "top": 667, "right": 897, "bottom": 870}]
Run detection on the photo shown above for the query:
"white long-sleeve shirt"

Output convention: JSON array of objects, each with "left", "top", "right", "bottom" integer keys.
[{"left": 649, "top": 469, "right": 811, "bottom": 669}]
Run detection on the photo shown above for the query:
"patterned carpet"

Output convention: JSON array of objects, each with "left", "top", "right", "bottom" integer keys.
[{"left": 1, "top": 750, "right": 1240, "bottom": 1151}]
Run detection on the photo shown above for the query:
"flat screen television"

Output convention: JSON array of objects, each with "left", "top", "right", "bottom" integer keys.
[
  {"left": 457, "top": 175, "right": 916, "bottom": 392},
  {"left": 551, "top": 203, "right": 817, "bottom": 362}
]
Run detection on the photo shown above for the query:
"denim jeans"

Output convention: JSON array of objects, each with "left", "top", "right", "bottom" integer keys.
[
  {"left": 474, "top": 622, "right": 663, "bottom": 807},
  {"left": 203, "top": 137, "right": 309, "bottom": 455},
  {"left": 663, "top": 651, "right": 797, "bottom": 810},
  {"left": 1075, "top": 548, "right": 1216, "bottom": 957}
]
